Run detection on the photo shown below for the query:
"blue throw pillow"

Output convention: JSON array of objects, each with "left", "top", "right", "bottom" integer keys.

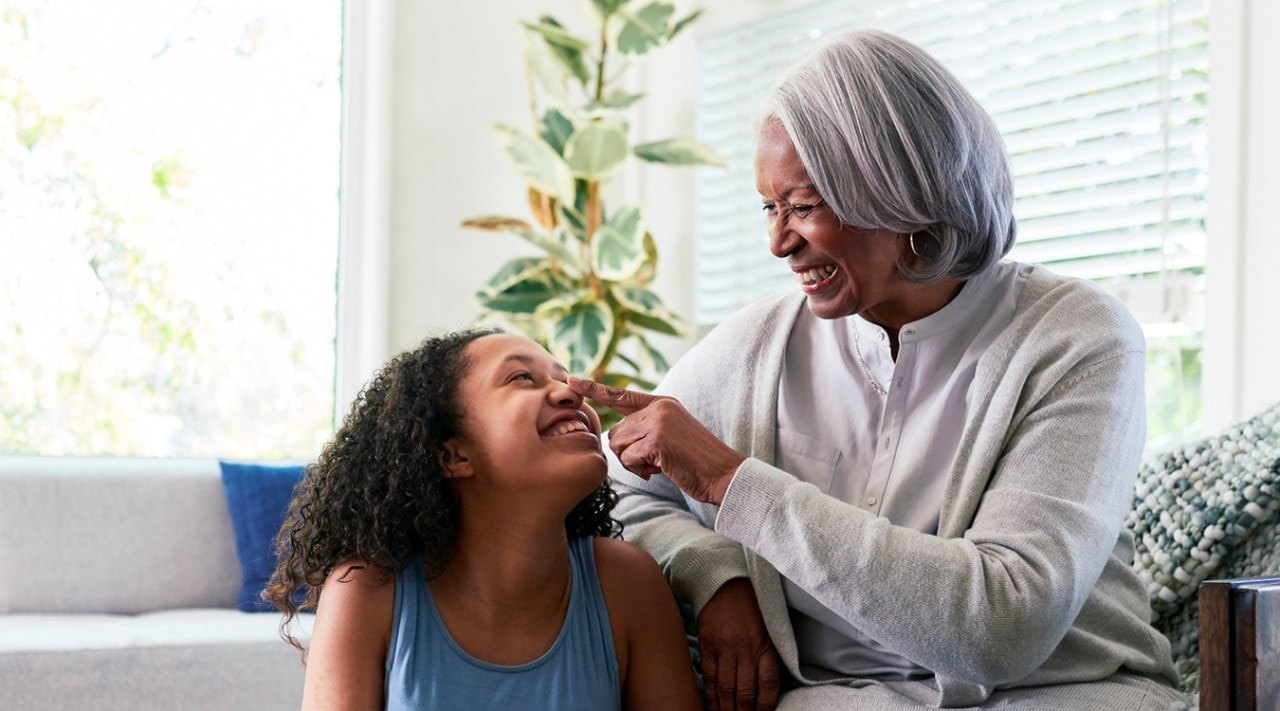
[{"left": 218, "top": 461, "right": 306, "bottom": 612}]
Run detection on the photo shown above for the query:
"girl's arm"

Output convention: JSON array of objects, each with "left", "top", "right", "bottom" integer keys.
[
  {"left": 301, "top": 561, "right": 395, "bottom": 711},
  {"left": 595, "top": 537, "right": 703, "bottom": 711}
]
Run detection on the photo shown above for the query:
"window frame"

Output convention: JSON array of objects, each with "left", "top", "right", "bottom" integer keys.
[
  {"left": 1201, "top": 0, "right": 1280, "bottom": 429},
  {"left": 336, "top": 0, "right": 393, "bottom": 420}
]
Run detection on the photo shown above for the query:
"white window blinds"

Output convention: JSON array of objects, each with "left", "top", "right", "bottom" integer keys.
[{"left": 692, "top": 0, "right": 1209, "bottom": 327}]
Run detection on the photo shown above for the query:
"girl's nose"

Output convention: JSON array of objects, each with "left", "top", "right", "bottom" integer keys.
[{"left": 550, "top": 378, "right": 583, "bottom": 408}]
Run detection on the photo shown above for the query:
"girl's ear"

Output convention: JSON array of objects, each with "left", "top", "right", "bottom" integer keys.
[{"left": 438, "top": 438, "right": 475, "bottom": 479}]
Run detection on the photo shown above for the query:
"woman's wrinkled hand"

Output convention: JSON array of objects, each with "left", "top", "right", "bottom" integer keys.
[
  {"left": 699, "top": 579, "right": 782, "bottom": 711},
  {"left": 568, "top": 376, "right": 745, "bottom": 505}
]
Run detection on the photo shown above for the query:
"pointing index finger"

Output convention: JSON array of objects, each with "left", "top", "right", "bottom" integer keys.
[{"left": 568, "top": 375, "right": 658, "bottom": 416}]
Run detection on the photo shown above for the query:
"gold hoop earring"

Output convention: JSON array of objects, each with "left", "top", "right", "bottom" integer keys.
[{"left": 909, "top": 232, "right": 923, "bottom": 258}]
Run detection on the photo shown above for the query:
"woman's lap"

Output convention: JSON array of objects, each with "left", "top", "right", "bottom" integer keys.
[{"left": 777, "top": 674, "right": 1191, "bottom": 710}]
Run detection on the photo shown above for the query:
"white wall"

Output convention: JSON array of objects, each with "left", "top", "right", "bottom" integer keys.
[
  {"left": 386, "top": 0, "right": 579, "bottom": 353},
  {"left": 356, "top": 0, "right": 1280, "bottom": 425}
]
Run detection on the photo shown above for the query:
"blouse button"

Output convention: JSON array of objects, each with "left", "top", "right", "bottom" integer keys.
[{"left": 866, "top": 496, "right": 878, "bottom": 506}]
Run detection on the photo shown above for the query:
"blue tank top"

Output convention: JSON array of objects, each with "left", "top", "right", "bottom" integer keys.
[{"left": 384, "top": 536, "right": 621, "bottom": 710}]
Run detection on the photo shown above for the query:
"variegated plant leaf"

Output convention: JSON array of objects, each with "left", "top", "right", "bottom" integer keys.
[
  {"left": 591, "top": 206, "right": 645, "bottom": 281},
  {"left": 557, "top": 204, "right": 586, "bottom": 242},
  {"left": 461, "top": 214, "right": 579, "bottom": 268},
  {"left": 461, "top": 215, "right": 535, "bottom": 232},
  {"left": 590, "top": 0, "right": 625, "bottom": 20},
  {"left": 540, "top": 109, "right": 575, "bottom": 156},
  {"left": 631, "top": 331, "right": 670, "bottom": 374},
  {"left": 523, "top": 17, "right": 591, "bottom": 86},
  {"left": 615, "top": 285, "right": 687, "bottom": 336},
  {"left": 586, "top": 90, "right": 646, "bottom": 112},
  {"left": 666, "top": 9, "right": 702, "bottom": 42},
  {"left": 543, "top": 298, "right": 614, "bottom": 376},
  {"left": 534, "top": 287, "right": 592, "bottom": 318},
  {"left": 521, "top": 17, "right": 592, "bottom": 51},
  {"left": 476, "top": 257, "right": 567, "bottom": 314},
  {"left": 522, "top": 31, "right": 568, "bottom": 104},
  {"left": 633, "top": 137, "right": 725, "bottom": 167},
  {"left": 492, "top": 124, "right": 576, "bottom": 205},
  {"left": 616, "top": 2, "right": 674, "bottom": 55},
  {"left": 634, "top": 230, "right": 658, "bottom": 285},
  {"left": 564, "top": 123, "right": 629, "bottom": 179}
]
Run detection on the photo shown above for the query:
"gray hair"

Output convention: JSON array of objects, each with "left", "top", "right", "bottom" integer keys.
[{"left": 757, "top": 29, "right": 1016, "bottom": 283}]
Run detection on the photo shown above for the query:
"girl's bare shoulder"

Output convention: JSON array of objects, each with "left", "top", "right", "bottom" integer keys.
[
  {"left": 317, "top": 558, "right": 396, "bottom": 611},
  {"left": 592, "top": 537, "right": 672, "bottom": 609}
]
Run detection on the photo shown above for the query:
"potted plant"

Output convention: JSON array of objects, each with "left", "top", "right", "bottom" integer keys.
[{"left": 462, "top": 0, "right": 721, "bottom": 426}]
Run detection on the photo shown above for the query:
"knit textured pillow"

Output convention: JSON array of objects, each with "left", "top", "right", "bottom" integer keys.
[{"left": 1126, "top": 402, "right": 1280, "bottom": 692}]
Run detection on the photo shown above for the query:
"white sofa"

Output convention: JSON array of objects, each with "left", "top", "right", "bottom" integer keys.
[{"left": 0, "top": 457, "right": 312, "bottom": 711}]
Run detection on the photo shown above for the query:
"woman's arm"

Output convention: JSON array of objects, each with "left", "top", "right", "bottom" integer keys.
[
  {"left": 301, "top": 561, "right": 394, "bottom": 711},
  {"left": 595, "top": 537, "right": 703, "bottom": 711}
]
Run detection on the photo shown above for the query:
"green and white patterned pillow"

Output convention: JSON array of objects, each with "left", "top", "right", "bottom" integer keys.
[{"left": 1126, "top": 400, "right": 1280, "bottom": 692}]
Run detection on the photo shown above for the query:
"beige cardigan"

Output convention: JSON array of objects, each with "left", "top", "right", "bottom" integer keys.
[{"left": 609, "top": 263, "right": 1184, "bottom": 707}]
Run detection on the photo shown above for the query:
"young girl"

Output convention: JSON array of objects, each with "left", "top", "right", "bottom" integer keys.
[{"left": 266, "top": 328, "right": 701, "bottom": 710}]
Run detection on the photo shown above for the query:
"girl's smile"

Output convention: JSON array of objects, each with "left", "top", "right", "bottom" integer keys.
[{"left": 447, "top": 334, "right": 607, "bottom": 498}]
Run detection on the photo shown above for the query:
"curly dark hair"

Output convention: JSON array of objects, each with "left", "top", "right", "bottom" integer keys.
[{"left": 265, "top": 327, "right": 621, "bottom": 651}]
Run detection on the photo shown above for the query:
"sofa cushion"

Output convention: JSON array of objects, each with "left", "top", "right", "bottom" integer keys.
[
  {"left": 0, "top": 610, "right": 313, "bottom": 711},
  {"left": 218, "top": 461, "right": 306, "bottom": 612},
  {"left": 0, "top": 458, "right": 241, "bottom": 614}
]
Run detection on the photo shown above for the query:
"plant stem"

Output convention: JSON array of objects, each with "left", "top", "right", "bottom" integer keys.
[
  {"left": 594, "top": 14, "right": 607, "bottom": 102},
  {"left": 585, "top": 179, "right": 602, "bottom": 299}
]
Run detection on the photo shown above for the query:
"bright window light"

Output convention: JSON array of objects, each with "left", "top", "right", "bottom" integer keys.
[{"left": 0, "top": 0, "right": 342, "bottom": 459}]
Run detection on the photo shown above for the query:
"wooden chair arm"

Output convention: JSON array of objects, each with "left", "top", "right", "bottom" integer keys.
[{"left": 1198, "top": 576, "right": 1280, "bottom": 710}]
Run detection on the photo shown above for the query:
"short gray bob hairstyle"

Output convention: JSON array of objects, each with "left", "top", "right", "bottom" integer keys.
[{"left": 757, "top": 29, "right": 1016, "bottom": 283}]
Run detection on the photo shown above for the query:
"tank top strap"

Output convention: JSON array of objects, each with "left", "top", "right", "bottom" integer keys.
[{"left": 566, "top": 535, "right": 620, "bottom": 683}]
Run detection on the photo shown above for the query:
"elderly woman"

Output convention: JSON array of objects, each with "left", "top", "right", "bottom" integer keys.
[{"left": 571, "top": 29, "right": 1189, "bottom": 711}]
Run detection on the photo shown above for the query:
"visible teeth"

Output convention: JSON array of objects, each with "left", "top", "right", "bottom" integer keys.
[
  {"left": 794, "top": 264, "right": 836, "bottom": 285},
  {"left": 545, "top": 420, "right": 590, "bottom": 437}
]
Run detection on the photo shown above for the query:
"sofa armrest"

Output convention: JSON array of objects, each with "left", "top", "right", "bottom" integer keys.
[{"left": 1198, "top": 576, "right": 1280, "bottom": 710}]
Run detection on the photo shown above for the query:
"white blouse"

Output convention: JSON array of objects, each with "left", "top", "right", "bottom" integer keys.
[{"left": 776, "top": 260, "right": 1025, "bottom": 680}]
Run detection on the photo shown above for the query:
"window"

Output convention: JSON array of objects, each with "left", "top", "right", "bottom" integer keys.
[
  {"left": 0, "top": 0, "right": 343, "bottom": 459},
  {"left": 693, "top": 0, "right": 1208, "bottom": 450}
]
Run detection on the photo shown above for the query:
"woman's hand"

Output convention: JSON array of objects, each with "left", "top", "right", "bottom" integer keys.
[
  {"left": 568, "top": 377, "right": 745, "bottom": 505},
  {"left": 699, "top": 579, "right": 782, "bottom": 711}
]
